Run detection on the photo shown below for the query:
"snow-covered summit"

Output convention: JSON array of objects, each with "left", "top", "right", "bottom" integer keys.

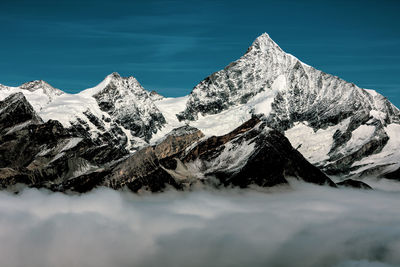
[
  {"left": 19, "top": 80, "right": 64, "bottom": 105},
  {"left": 177, "top": 32, "right": 298, "bottom": 121},
  {"left": 80, "top": 72, "right": 139, "bottom": 95},
  {"left": 176, "top": 33, "right": 400, "bottom": 178},
  {"left": 20, "top": 79, "right": 63, "bottom": 93},
  {"left": 248, "top": 32, "right": 284, "bottom": 54},
  {"left": 87, "top": 72, "right": 166, "bottom": 142},
  {"left": 0, "top": 80, "right": 63, "bottom": 111},
  {"left": 38, "top": 72, "right": 166, "bottom": 151}
]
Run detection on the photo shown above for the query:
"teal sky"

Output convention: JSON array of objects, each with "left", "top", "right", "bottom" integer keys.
[{"left": 0, "top": 0, "right": 399, "bottom": 107}]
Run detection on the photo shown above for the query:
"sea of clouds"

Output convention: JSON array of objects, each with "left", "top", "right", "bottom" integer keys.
[{"left": 0, "top": 178, "right": 400, "bottom": 267}]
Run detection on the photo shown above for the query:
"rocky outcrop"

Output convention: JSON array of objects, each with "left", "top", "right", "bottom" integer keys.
[
  {"left": 383, "top": 167, "right": 400, "bottom": 181},
  {"left": 0, "top": 93, "right": 43, "bottom": 135},
  {"left": 0, "top": 93, "right": 127, "bottom": 190},
  {"left": 98, "top": 126, "right": 204, "bottom": 192},
  {"left": 55, "top": 125, "right": 204, "bottom": 192}
]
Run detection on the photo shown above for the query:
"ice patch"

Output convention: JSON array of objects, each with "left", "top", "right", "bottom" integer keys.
[
  {"left": 61, "top": 138, "right": 83, "bottom": 152},
  {"left": 285, "top": 122, "right": 339, "bottom": 164}
]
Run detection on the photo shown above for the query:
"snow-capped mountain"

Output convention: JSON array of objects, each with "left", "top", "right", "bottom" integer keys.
[
  {"left": 176, "top": 33, "right": 400, "bottom": 178},
  {"left": 0, "top": 73, "right": 166, "bottom": 152},
  {"left": 39, "top": 72, "right": 166, "bottom": 151},
  {"left": 1, "top": 33, "right": 399, "bottom": 180}
]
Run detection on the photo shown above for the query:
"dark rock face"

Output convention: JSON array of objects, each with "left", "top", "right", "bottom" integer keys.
[
  {"left": 336, "top": 179, "right": 372, "bottom": 190},
  {"left": 0, "top": 93, "right": 43, "bottom": 134},
  {"left": 105, "top": 146, "right": 180, "bottom": 193},
  {"left": 98, "top": 126, "right": 205, "bottom": 192},
  {"left": 0, "top": 93, "right": 127, "bottom": 190},
  {"left": 383, "top": 168, "right": 400, "bottom": 181},
  {"left": 181, "top": 117, "right": 336, "bottom": 188},
  {"left": 1, "top": 119, "right": 69, "bottom": 169}
]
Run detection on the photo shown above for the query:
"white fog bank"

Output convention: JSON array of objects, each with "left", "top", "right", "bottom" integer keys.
[{"left": 0, "top": 180, "right": 400, "bottom": 267}]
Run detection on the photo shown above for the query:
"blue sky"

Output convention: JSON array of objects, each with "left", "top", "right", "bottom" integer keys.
[{"left": 0, "top": 0, "right": 399, "bottom": 107}]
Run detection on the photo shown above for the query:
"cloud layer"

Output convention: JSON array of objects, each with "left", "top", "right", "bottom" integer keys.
[{"left": 0, "top": 180, "right": 400, "bottom": 267}]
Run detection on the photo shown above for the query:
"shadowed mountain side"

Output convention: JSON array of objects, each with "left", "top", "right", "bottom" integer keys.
[
  {"left": 64, "top": 117, "right": 336, "bottom": 193},
  {"left": 0, "top": 93, "right": 127, "bottom": 189}
]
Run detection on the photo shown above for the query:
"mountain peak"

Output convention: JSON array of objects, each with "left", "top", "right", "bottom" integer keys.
[
  {"left": 18, "top": 80, "right": 64, "bottom": 98},
  {"left": 107, "top": 72, "right": 122, "bottom": 80},
  {"left": 248, "top": 32, "right": 283, "bottom": 54},
  {"left": 20, "top": 80, "right": 52, "bottom": 91},
  {"left": 103, "top": 72, "right": 141, "bottom": 85},
  {"left": 255, "top": 32, "right": 272, "bottom": 42},
  {"left": 83, "top": 72, "right": 140, "bottom": 96}
]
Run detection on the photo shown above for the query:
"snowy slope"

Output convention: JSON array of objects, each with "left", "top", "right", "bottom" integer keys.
[
  {"left": 152, "top": 95, "right": 256, "bottom": 140},
  {"left": 0, "top": 80, "right": 63, "bottom": 111}
]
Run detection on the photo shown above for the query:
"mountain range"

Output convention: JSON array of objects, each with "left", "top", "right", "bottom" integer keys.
[{"left": 1, "top": 33, "right": 399, "bottom": 192}]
